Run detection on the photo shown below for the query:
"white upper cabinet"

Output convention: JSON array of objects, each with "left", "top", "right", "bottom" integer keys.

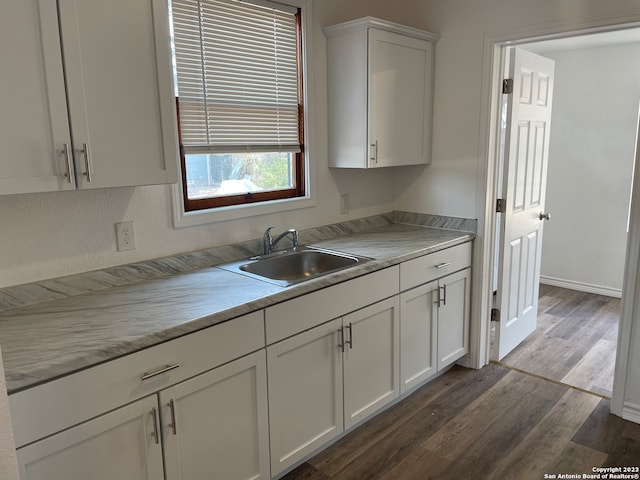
[
  {"left": 0, "top": 0, "right": 178, "bottom": 195},
  {"left": 324, "top": 17, "right": 439, "bottom": 168},
  {"left": 0, "top": 1, "right": 73, "bottom": 194}
]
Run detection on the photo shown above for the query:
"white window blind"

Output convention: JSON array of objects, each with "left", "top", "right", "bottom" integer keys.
[{"left": 172, "top": 0, "right": 302, "bottom": 154}]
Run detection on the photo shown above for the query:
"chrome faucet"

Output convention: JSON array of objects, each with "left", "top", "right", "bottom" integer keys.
[{"left": 263, "top": 227, "right": 299, "bottom": 255}]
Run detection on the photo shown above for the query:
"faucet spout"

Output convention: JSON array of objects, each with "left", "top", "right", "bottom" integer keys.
[{"left": 263, "top": 227, "right": 298, "bottom": 255}]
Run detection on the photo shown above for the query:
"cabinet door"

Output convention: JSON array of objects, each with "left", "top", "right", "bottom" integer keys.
[
  {"left": 368, "top": 28, "right": 433, "bottom": 167},
  {"left": 343, "top": 296, "right": 400, "bottom": 429},
  {"left": 0, "top": 0, "right": 74, "bottom": 194},
  {"left": 400, "top": 281, "right": 438, "bottom": 393},
  {"left": 17, "top": 396, "right": 163, "bottom": 480},
  {"left": 160, "top": 351, "right": 270, "bottom": 480},
  {"left": 58, "top": 0, "right": 178, "bottom": 189},
  {"left": 267, "top": 319, "right": 344, "bottom": 476},
  {"left": 437, "top": 268, "right": 471, "bottom": 370}
]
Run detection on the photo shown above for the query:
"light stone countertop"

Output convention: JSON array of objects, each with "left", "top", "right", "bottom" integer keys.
[{"left": 0, "top": 216, "right": 474, "bottom": 395}]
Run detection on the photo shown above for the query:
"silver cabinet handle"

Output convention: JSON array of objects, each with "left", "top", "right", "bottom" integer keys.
[
  {"left": 168, "top": 399, "right": 177, "bottom": 435},
  {"left": 346, "top": 322, "right": 353, "bottom": 349},
  {"left": 62, "top": 143, "right": 73, "bottom": 183},
  {"left": 141, "top": 363, "right": 180, "bottom": 381},
  {"left": 435, "top": 262, "right": 452, "bottom": 269},
  {"left": 81, "top": 143, "right": 92, "bottom": 182},
  {"left": 338, "top": 327, "right": 345, "bottom": 353},
  {"left": 539, "top": 212, "right": 551, "bottom": 221},
  {"left": 434, "top": 285, "right": 447, "bottom": 307},
  {"left": 370, "top": 141, "right": 378, "bottom": 162},
  {"left": 150, "top": 407, "right": 160, "bottom": 445}
]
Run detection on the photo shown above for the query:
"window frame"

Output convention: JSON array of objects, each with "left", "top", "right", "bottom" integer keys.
[{"left": 170, "top": 0, "right": 312, "bottom": 224}]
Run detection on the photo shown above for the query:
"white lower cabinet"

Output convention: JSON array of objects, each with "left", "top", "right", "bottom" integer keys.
[
  {"left": 17, "top": 396, "right": 163, "bottom": 480},
  {"left": 16, "top": 351, "right": 269, "bottom": 480},
  {"left": 267, "top": 319, "right": 344, "bottom": 476},
  {"left": 400, "top": 267, "right": 471, "bottom": 393},
  {"left": 267, "top": 297, "right": 399, "bottom": 477},
  {"left": 400, "top": 281, "right": 438, "bottom": 393},
  {"left": 436, "top": 268, "right": 471, "bottom": 370},
  {"left": 343, "top": 297, "right": 400, "bottom": 428},
  {"left": 161, "top": 350, "right": 270, "bottom": 480}
]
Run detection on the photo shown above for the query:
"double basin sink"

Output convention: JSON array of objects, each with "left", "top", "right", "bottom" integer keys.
[{"left": 219, "top": 246, "right": 370, "bottom": 287}]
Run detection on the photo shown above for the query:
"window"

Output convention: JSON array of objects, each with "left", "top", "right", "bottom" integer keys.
[{"left": 170, "top": 0, "right": 305, "bottom": 212}]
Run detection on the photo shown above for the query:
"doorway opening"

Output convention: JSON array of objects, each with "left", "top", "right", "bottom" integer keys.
[{"left": 488, "top": 30, "right": 640, "bottom": 400}]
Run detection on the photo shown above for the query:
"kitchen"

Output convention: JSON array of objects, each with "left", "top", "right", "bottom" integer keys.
[{"left": 2, "top": 0, "right": 640, "bottom": 478}]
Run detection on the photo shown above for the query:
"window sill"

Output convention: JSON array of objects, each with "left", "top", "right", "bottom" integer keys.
[{"left": 171, "top": 183, "right": 316, "bottom": 228}]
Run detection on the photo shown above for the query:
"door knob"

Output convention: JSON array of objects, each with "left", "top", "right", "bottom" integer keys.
[{"left": 539, "top": 212, "right": 551, "bottom": 221}]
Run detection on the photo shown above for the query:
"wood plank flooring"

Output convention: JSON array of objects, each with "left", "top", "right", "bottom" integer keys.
[
  {"left": 281, "top": 364, "right": 640, "bottom": 480},
  {"left": 500, "top": 285, "right": 620, "bottom": 397},
  {"left": 281, "top": 287, "right": 630, "bottom": 480}
]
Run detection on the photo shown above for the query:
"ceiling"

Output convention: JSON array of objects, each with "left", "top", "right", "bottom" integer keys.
[{"left": 523, "top": 27, "right": 640, "bottom": 53}]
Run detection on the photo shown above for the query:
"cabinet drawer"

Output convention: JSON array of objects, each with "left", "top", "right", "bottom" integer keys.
[
  {"left": 10, "top": 311, "right": 264, "bottom": 448},
  {"left": 265, "top": 266, "right": 399, "bottom": 344},
  {"left": 400, "top": 242, "right": 472, "bottom": 291}
]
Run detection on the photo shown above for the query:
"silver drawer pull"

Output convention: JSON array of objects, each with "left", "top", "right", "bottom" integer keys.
[
  {"left": 435, "top": 262, "right": 452, "bottom": 269},
  {"left": 141, "top": 363, "right": 180, "bottom": 381}
]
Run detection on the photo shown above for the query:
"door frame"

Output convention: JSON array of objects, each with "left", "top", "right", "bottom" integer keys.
[{"left": 474, "top": 13, "right": 640, "bottom": 419}]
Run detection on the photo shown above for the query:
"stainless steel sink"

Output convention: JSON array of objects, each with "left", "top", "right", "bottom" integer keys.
[{"left": 218, "top": 247, "right": 369, "bottom": 286}]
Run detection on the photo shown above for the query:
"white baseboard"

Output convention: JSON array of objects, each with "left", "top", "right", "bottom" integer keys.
[
  {"left": 540, "top": 275, "right": 622, "bottom": 298},
  {"left": 622, "top": 402, "right": 640, "bottom": 425}
]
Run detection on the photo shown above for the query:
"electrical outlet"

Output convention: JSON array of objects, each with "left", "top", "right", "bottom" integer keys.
[
  {"left": 115, "top": 221, "right": 136, "bottom": 251},
  {"left": 340, "top": 194, "right": 350, "bottom": 214}
]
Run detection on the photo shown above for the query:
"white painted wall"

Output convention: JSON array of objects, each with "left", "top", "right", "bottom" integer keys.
[
  {"left": 537, "top": 43, "right": 639, "bottom": 295},
  {"left": 0, "top": 0, "right": 431, "bottom": 289},
  {"left": 394, "top": 0, "right": 640, "bottom": 222}
]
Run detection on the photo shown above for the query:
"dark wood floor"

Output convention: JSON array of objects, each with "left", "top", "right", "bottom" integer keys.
[
  {"left": 500, "top": 285, "right": 620, "bottom": 398},
  {"left": 281, "top": 364, "right": 640, "bottom": 480},
  {"left": 282, "top": 287, "right": 633, "bottom": 480}
]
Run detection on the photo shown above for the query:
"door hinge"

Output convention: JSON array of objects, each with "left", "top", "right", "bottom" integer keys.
[
  {"left": 502, "top": 78, "right": 514, "bottom": 94},
  {"left": 496, "top": 198, "right": 506, "bottom": 213},
  {"left": 491, "top": 308, "right": 500, "bottom": 322}
]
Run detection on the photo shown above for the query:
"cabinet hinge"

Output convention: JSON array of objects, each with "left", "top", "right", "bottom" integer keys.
[
  {"left": 496, "top": 198, "right": 506, "bottom": 213},
  {"left": 502, "top": 78, "right": 514, "bottom": 94},
  {"left": 491, "top": 308, "right": 501, "bottom": 322}
]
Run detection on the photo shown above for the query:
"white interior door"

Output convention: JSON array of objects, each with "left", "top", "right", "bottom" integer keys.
[{"left": 495, "top": 47, "right": 555, "bottom": 360}]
